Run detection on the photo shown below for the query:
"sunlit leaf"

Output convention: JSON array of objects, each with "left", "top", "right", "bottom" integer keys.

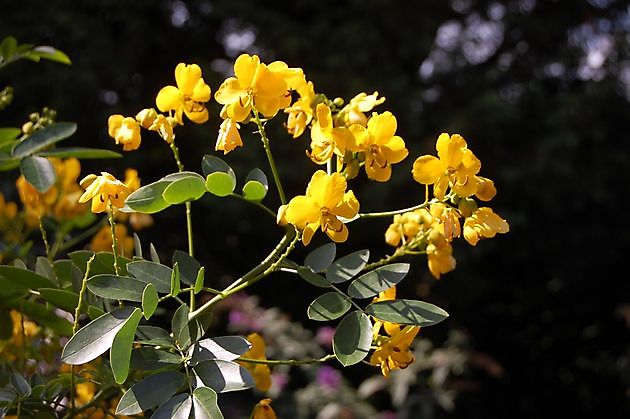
[
  {"left": 308, "top": 292, "right": 352, "bottom": 321},
  {"left": 333, "top": 311, "right": 372, "bottom": 366},
  {"left": 365, "top": 299, "right": 449, "bottom": 327}
]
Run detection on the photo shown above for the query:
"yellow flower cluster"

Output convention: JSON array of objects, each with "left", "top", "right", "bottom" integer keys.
[
  {"left": 107, "top": 63, "right": 211, "bottom": 151},
  {"left": 383, "top": 133, "right": 509, "bottom": 278},
  {"left": 239, "top": 332, "right": 272, "bottom": 392},
  {"left": 15, "top": 157, "right": 88, "bottom": 228}
]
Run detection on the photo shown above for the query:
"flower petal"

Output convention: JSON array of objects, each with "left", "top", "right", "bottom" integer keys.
[
  {"left": 412, "top": 155, "right": 444, "bottom": 185},
  {"left": 156, "top": 85, "right": 182, "bottom": 113}
]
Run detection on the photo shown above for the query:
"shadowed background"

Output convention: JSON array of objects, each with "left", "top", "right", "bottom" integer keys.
[{"left": 1, "top": 0, "right": 629, "bottom": 418}]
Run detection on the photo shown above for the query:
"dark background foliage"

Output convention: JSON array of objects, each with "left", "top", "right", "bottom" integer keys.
[{"left": 1, "top": 0, "right": 628, "bottom": 418}]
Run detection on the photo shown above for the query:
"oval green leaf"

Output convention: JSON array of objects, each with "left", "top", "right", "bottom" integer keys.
[
  {"left": 304, "top": 242, "right": 336, "bottom": 272},
  {"left": 142, "top": 283, "right": 158, "bottom": 319},
  {"left": 333, "top": 311, "right": 372, "bottom": 366},
  {"left": 110, "top": 308, "right": 142, "bottom": 384},
  {"left": 61, "top": 306, "right": 138, "bottom": 365},
  {"left": 326, "top": 249, "right": 370, "bottom": 284},
  {"left": 188, "top": 336, "right": 251, "bottom": 365},
  {"left": 39, "top": 288, "right": 80, "bottom": 313},
  {"left": 192, "top": 387, "right": 223, "bottom": 419},
  {"left": 131, "top": 347, "right": 182, "bottom": 370},
  {"left": 126, "top": 260, "right": 172, "bottom": 293},
  {"left": 87, "top": 274, "right": 146, "bottom": 302},
  {"left": 125, "top": 180, "right": 171, "bottom": 214},
  {"left": 365, "top": 299, "right": 449, "bottom": 327},
  {"left": 205, "top": 172, "right": 236, "bottom": 197},
  {"left": 162, "top": 175, "right": 206, "bottom": 204},
  {"left": 12, "top": 122, "right": 77, "bottom": 158},
  {"left": 20, "top": 155, "right": 56, "bottom": 193},
  {"left": 38, "top": 147, "right": 122, "bottom": 159},
  {"left": 307, "top": 292, "right": 352, "bottom": 321},
  {"left": 297, "top": 267, "right": 330, "bottom": 288},
  {"left": 193, "top": 359, "right": 254, "bottom": 393},
  {"left": 173, "top": 249, "right": 201, "bottom": 286},
  {"left": 347, "top": 263, "right": 410, "bottom": 299},
  {"left": 0, "top": 265, "right": 56, "bottom": 290},
  {"left": 116, "top": 370, "right": 186, "bottom": 415},
  {"left": 242, "top": 168, "right": 268, "bottom": 201},
  {"left": 152, "top": 393, "right": 192, "bottom": 419}
]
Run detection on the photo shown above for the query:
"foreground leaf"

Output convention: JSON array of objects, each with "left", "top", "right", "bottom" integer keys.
[
  {"left": 110, "top": 308, "right": 143, "bottom": 384},
  {"left": 152, "top": 393, "right": 191, "bottom": 419},
  {"left": 365, "top": 299, "right": 449, "bottom": 327},
  {"left": 12, "top": 122, "right": 77, "bottom": 158},
  {"left": 193, "top": 359, "right": 254, "bottom": 393},
  {"left": 87, "top": 274, "right": 146, "bottom": 302},
  {"left": 333, "top": 311, "right": 372, "bottom": 366},
  {"left": 308, "top": 292, "right": 352, "bottom": 321},
  {"left": 192, "top": 387, "right": 223, "bottom": 419},
  {"left": 116, "top": 371, "right": 186, "bottom": 415},
  {"left": 347, "top": 263, "right": 410, "bottom": 299},
  {"left": 326, "top": 249, "right": 370, "bottom": 284}
]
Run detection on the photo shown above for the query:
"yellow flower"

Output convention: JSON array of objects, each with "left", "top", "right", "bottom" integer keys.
[
  {"left": 214, "top": 54, "right": 289, "bottom": 122},
  {"left": 284, "top": 80, "right": 315, "bottom": 138},
  {"left": 411, "top": 133, "right": 481, "bottom": 200},
  {"left": 90, "top": 223, "right": 134, "bottom": 257},
  {"left": 475, "top": 176, "right": 497, "bottom": 201},
  {"left": 215, "top": 118, "right": 243, "bottom": 154},
  {"left": 156, "top": 63, "right": 211, "bottom": 124},
  {"left": 350, "top": 111, "right": 408, "bottom": 182},
  {"left": 463, "top": 207, "right": 509, "bottom": 246},
  {"left": 429, "top": 202, "right": 462, "bottom": 242},
  {"left": 252, "top": 398, "right": 277, "bottom": 419},
  {"left": 129, "top": 213, "right": 154, "bottom": 231},
  {"left": 78, "top": 172, "right": 130, "bottom": 213},
  {"left": 384, "top": 208, "right": 431, "bottom": 247},
  {"left": 426, "top": 240, "right": 456, "bottom": 279},
  {"left": 135, "top": 108, "right": 158, "bottom": 128},
  {"left": 339, "top": 91, "right": 386, "bottom": 127},
  {"left": 240, "top": 333, "right": 271, "bottom": 392},
  {"left": 369, "top": 325, "right": 420, "bottom": 377},
  {"left": 0, "top": 192, "right": 18, "bottom": 222},
  {"left": 307, "top": 103, "right": 353, "bottom": 165},
  {"left": 284, "top": 171, "right": 359, "bottom": 246},
  {"left": 107, "top": 115, "right": 142, "bottom": 151}
]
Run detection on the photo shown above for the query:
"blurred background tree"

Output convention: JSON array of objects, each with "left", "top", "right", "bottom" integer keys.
[{"left": 1, "top": 0, "right": 628, "bottom": 418}]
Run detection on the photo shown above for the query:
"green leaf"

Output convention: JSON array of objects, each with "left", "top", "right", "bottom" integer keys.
[
  {"left": 305, "top": 243, "right": 336, "bottom": 272},
  {"left": 150, "top": 243, "right": 160, "bottom": 263},
  {"left": 202, "top": 155, "right": 236, "bottom": 197},
  {"left": 30, "top": 46, "right": 72, "bottom": 65},
  {"left": 126, "top": 260, "right": 171, "bottom": 293},
  {"left": 162, "top": 172, "right": 206, "bottom": 204},
  {"left": 307, "top": 292, "right": 352, "bottom": 321},
  {"left": 53, "top": 259, "right": 82, "bottom": 289},
  {"left": 194, "top": 267, "right": 205, "bottom": 294},
  {"left": 193, "top": 360, "right": 254, "bottom": 393},
  {"left": 131, "top": 347, "right": 182, "bottom": 370},
  {"left": 1, "top": 36, "right": 18, "bottom": 59},
  {"left": 297, "top": 267, "right": 330, "bottom": 288},
  {"left": 188, "top": 336, "right": 251, "bottom": 365},
  {"left": 12, "top": 122, "right": 77, "bottom": 158},
  {"left": 87, "top": 274, "right": 146, "bottom": 302},
  {"left": 170, "top": 262, "right": 181, "bottom": 297},
  {"left": 20, "top": 155, "right": 56, "bottom": 193},
  {"left": 242, "top": 168, "right": 268, "bottom": 201},
  {"left": 173, "top": 250, "right": 200, "bottom": 286},
  {"left": 38, "top": 288, "right": 80, "bottom": 313},
  {"left": 141, "top": 283, "right": 158, "bottom": 320},
  {"left": 136, "top": 325, "right": 173, "bottom": 347},
  {"left": 326, "top": 249, "right": 370, "bottom": 284},
  {"left": 133, "top": 233, "right": 142, "bottom": 259},
  {"left": 0, "top": 127, "right": 21, "bottom": 143},
  {"left": 35, "top": 256, "right": 57, "bottom": 283},
  {"left": 125, "top": 180, "right": 171, "bottom": 214},
  {"left": 365, "top": 299, "right": 449, "bottom": 327},
  {"left": 347, "top": 263, "right": 410, "bottom": 299},
  {"left": 192, "top": 387, "right": 223, "bottom": 419},
  {"left": 171, "top": 303, "right": 191, "bottom": 349},
  {"left": 37, "top": 147, "right": 121, "bottom": 159},
  {"left": 68, "top": 251, "right": 130, "bottom": 276},
  {"left": 333, "top": 311, "right": 372, "bottom": 366},
  {"left": 61, "top": 306, "right": 138, "bottom": 364},
  {"left": 110, "top": 307, "right": 142, "bottom": 384},
  {"left": 0, "top": 265, "right": 56, "bottom": 290},
  {"left": 10, "top": 372, "right": 31, "bottom": 397},
  {"left": 115, "top": 371, "right": 186, "bottom": 415},
  {"left": 152, "top": 393, "right": 192, "bottom": 419}
]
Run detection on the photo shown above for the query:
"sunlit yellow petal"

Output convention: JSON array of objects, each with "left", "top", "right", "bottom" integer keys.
[
  {"left": 412, "top": 155, "right": 444, "bottom": 185},
  {"left": 382, "top": 135, "right": 408, "bottom": 164},
  {"left": 156, "top": 85, "right": 182, "bottom": 113},
  {"left": 214, "top": 77, "right": 246, "bottom": 105},
  {"left": 368, "top": 111, "right": 397, "bottom": 142},
  {"left": 285, "top": 196, "right": 320, "bottom": 228},
  {"left": 175, "top": 63, "right": 202, "bottom": 97},
  {"left": 307, "top": 171, "right": 346, "bottom": 208},
  {"left": 332, "top": 190, "right": 359, "bottom": 219},
  {"left": 234, "top": 54, "right": 260, "bottom": 87},
  {"left": 436, "top": 133, "right": 466, "bottom": 168}
]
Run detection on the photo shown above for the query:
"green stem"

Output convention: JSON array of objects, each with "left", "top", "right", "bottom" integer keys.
[
  {"left": 188, "top": 228, "right": 296, "bottom": 321},
  {"left": 70, "top": 253, "right": 96, "bottom": 412},
  {"left": 357, "top": 201, "right": 433, "bottom": 220},
  {"left": 38, "top": 216, "right": 50, "bottom": 258},
  {"left": 253, "top": 108, "right": 286, "bottom": 205},
  {"left": 107, "top": 204, "right": 120, "bottom": 276},
  {"left": 362, "top": 247, "right": 407, "bottom": 272},
  {"left": 329, "top": 283, "right": 364, "bottom": 312},
  {"left": 169, "top": 141, "right": 195, "bottom": 257},
  {"left": 238, "top": 354, "right": 335, "bottom": 365},
  {"left": 229, "top": 193, "right": 277, "bottom": 218}
]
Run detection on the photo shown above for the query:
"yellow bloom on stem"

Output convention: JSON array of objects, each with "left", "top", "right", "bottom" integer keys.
[
  {"left": 369, "top": 325, "right": 420, "bottom": 377},
  {"left": 214, "top": 54, "right": 290, "bottom": 122},
  {"left": 240, "top": 333, "right": 272, "bottom": 392},
  {"left": 284, "top": 171, "right": 359, "bottom": 246},
  {"left": 156, "top": 63, "right": 211, "bottom": 124},
  {"left": 384, "top": 208, "right": 431, "bottom": 247},
  {"left": 412, "top": 133, "right": 481, "bottom": 200},
  {"left": 78, "top": 172, "right": 130, "bottom": 213},
  {"left": 350, "top": 111, "right": 408, "bottom": 182},
  {"left": 475, "top": 176, "right": 497, "bottom": 202},
  {"left": 429, "top": 202, "right": 462, "bottom": 242},
  {"left": 339, "top": 91, "right": 386, "bottom": 127},
  {"left": 307, "top": 103, "right": 352, "bottom": 165},
  {"left": 463, "top": 207, "right": 509, "bottom": 246},
  {"left": 284, "top": 80, "right": 315, "bottom": 138},
  {"left": 107, "top": 115, "right": 142, "bottom": 151},
  {"left": 426, "top": 240, "right": 456, "bottom": 279},
  {"left": 251, "top": 398, "right": 277, "bottom": 419},
  {"left": 215, "top": 117, "right": 243, "bottom": 155}
]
